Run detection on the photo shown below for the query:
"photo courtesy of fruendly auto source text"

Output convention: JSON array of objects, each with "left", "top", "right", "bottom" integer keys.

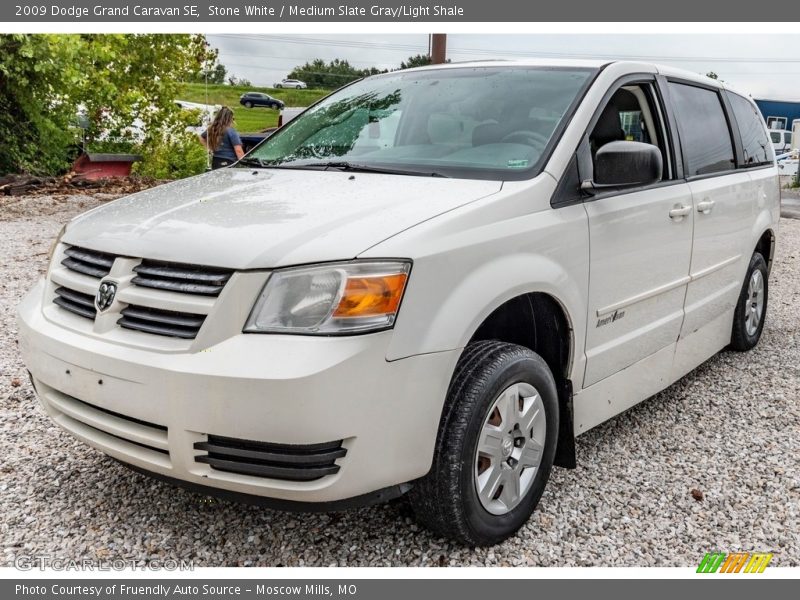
[{"left": 1, "top": 0, "right": 799, "bottom": 597}]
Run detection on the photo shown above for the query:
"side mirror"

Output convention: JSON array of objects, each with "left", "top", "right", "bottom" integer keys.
[{"left": 586, "top": 141, "right": 663, "bottom": 189}]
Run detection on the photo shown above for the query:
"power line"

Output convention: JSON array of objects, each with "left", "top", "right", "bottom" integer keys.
[{"left": 208, "top": 33, "right": 800, "bottom": 64}]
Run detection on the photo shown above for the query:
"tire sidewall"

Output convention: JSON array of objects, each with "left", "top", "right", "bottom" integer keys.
[
  {"left": 458, "top": 354, "right": 559, "bottom": 544},
  {"left": 734, "top": 252, "right": 769, "bottom": 348}
]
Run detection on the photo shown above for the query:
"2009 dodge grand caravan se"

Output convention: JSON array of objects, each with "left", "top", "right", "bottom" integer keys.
[{"left": 18, "top": 60, "right": 779, "bottom": 546}]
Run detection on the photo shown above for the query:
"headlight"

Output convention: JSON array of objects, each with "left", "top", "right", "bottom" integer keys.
[{"left": 244, "top": 260, "right": 411, "bottom": 335}]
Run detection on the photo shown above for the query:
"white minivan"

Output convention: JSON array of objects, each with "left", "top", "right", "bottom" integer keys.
[{"left": 18, "top": 60, "right": 779, "bottom": 546}]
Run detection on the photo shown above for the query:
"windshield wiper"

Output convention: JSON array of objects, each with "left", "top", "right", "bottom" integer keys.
[
  {"left": 288, "top": 161, "right": 450, "bottom": 178},
  {"left": 235, "top": 157, "right": 268, "bottom": 168}
]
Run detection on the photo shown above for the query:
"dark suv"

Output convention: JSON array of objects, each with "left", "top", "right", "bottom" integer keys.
[{"left": 239, "top": 92, "right": 284, "bottom": 110}]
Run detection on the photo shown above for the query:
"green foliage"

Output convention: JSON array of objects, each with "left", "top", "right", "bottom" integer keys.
[
  {"left": 0, "top": 33, "right": 213, "bottom": 176},
  {"left": 0, "top": 34, "right": 83, "bottom": 175},
  {"left": 287, "top": 59, "right": 387, "bottom": 90},
  {"left": 189, "top": 62, "right": 227, "bottom": 85},
  {"left": 400, "top": 54, "right": 433, "bottom": 69},
  {"left": 133, "top": 132, "right": 208, "bottom": 180}
]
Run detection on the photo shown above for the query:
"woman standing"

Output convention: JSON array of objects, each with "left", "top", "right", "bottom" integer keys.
[{"left": 200, "top": 106, "right": 244, "bottom": 169}]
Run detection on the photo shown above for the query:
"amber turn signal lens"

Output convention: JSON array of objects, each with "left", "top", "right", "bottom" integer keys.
[{"left": 333, "top": 273, "right": 408, "bottom": 318}]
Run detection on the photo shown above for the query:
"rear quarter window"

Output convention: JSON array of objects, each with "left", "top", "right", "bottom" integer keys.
[{"left": 729, "top": 93, "right": 774, "bottom": 166}]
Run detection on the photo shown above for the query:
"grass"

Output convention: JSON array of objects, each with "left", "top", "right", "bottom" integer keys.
[{"left": 178, "top": 83, "right": 330, "bottom": 132}]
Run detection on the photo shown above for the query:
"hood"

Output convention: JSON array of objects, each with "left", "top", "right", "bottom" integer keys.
[{"left": 64, "top": 168, "right": 502, "bottom": 269}]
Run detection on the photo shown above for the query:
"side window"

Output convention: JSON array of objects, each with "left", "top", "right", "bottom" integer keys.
[
  {"left": 729, "top": 93, "right": 774, "bottom": 167},
  {"left": 589, "top": 83, "right": 671, "bottom": 180},
  {"left": 668, "top": 82, "right": 735, "bottom": 176}
]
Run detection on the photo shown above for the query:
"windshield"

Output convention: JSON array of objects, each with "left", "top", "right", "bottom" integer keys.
[
  {"left": 771, "top": 131, "right": 782, "bottom": 143},
  {"left": 244, "top": 66, "right": 596, "bottom": 179}
]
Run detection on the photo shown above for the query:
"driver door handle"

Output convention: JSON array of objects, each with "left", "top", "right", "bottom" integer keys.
[
  {"left": 697, "top": 199, "right": 716, "bottom": 214},
  {"left": 669, "top": 204, "right": 692, "bottom": 219}
]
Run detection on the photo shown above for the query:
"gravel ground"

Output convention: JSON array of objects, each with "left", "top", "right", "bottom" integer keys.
[{"left": 1, "top": 193, "right": 799, "bottom": 567}]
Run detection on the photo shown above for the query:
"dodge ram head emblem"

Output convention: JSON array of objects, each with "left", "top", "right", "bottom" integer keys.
[{"left": 95, "top": 281, "right": 117, "bottom": 312}]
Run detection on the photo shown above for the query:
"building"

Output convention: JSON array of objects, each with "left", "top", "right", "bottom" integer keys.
[{"left": 754, "top": 99, "right": 800, "bottom": 130}]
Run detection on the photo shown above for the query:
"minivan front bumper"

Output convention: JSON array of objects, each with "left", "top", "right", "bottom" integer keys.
[{"left": 17, "top": 279, "right": 458, "bottom": 504}]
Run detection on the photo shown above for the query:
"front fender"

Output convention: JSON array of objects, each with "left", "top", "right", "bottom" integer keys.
[{"left": 362, "top": 182, "right": 590, "bottom": 384}]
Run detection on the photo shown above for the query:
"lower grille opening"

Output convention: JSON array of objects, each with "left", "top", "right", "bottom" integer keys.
[
  {"left": 53, "top": 287, "right": 97, "bottom": 320},
  {"left": 194, "top": 436, "right": 346, "bottom": 481},
  {"left": 117, "top": 305, "right": 205, "bottom": 339},
  {"left": 44, "top": 389, "right": 170, "bottom": 463}
]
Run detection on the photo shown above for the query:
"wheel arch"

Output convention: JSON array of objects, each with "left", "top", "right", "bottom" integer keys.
[
  {"left": 465, "top": 291, "right": 578, "bottom": 469},
  {"left": 754, "top": 227, "right": 776, "bottom": 275}
]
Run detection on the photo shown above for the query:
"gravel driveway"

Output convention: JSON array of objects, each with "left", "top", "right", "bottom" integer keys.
[{"left": 2, "top": 194, "right": 799, "bottom": 567}]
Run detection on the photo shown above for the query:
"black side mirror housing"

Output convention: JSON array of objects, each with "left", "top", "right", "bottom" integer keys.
[{"left": 591, "top": 141, "right": 663, "bottom": 188}]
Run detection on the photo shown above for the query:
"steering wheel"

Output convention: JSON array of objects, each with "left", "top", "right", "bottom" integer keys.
[{"left": 500, "top": 130, "right": 549, "bottom": 149}]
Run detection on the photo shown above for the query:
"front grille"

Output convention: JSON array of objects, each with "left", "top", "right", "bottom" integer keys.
[
  {"left": 61, "top": 246, "right": 115, "bottom": 278},
  {"left": 117, "top": 305, "right": 206, "bottom": 339},
  {"left": 132, "top": 260, "right": 232, "bottom": 297},
  {"left": 194, "top": 436, "right": 346, "bottom": 481},
  {"left": 53, "top": 286, "right": 96, "bottom": 320}
]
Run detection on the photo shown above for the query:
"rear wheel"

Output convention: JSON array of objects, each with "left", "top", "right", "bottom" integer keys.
[
  {"left": 730, "top": 251, "right": 768, "bottom": 351},
  {"left": 409, "top": 341, "right": 558, "bottom": 546}
]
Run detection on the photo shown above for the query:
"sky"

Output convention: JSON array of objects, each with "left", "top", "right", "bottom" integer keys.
[{"left": 206, "top": 33, "right": 800, "bottom": 100}]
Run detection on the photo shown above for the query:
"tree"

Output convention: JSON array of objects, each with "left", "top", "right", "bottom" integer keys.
[
  {"left": 400, "top": 54, "right": 432, "bottom": 69},
  {"left": 287, "top": 59, "right": 372, "bottom": 89},
  {"left": 0, "top": 34, "right": 214, "bottom": 176},
  {"left": 190, "top": 62, "right": 227, "bottom": 84},
  {"left": 227, "top": 75, "right": 252, "bottom": 87},
  {"left": 0, "top": 35, "right": 83, "bottom": 174}
]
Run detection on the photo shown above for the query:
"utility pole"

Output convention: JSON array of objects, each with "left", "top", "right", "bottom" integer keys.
[{"left": 430, "top": 34, "right": 447, "bottom": 64}]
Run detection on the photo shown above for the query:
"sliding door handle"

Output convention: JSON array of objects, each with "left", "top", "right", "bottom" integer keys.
[
  {"left": 669, "top": 204, "right": 692, "bottom": 219},
  {"left": 697, "top": 199, "right": 716, "bottom": 214}
]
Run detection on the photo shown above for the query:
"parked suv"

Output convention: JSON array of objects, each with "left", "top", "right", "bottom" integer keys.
[
  {"left": 239, "top": 92, "right": 284, "bottom": 110},
  {"left": 18, "top": 60, "right": 779, "bottom": 546}
]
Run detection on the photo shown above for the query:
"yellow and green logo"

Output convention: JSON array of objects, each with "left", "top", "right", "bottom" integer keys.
[{"left": 697, "top": 552, "right": 773, "bottom": 573}]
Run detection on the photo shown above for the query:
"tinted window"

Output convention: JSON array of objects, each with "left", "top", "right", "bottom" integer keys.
[
  {"left": 729, "top": 93, "right": 773, "bottom": 166},
  {"left": 771, "top": 131, "right": 782, "bottom": 143},
  {"left": 669, "top": 83, "right": 735, "bottom": 176}
]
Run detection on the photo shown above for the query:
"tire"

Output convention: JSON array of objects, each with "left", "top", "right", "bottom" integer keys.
[
  {"left": 730, "top": 251, "right": 768, "bottom": 351},
  {"left": 275, "top": 84, "right": 282, "bottom": 89},
  {"left": 409, "top": 341, "right": 559, "bottom": 546},
  {"left": 296, "top": 85, "right": 302, "bottom": 89},
  {"left": 244, "top": 101, "right": 253, "bottom": 108}
]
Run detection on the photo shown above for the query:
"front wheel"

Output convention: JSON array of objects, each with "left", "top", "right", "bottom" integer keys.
[
  {"left": 409, "top": 341, "right": 559, "bottom": 546},
  {"left": 244, "top": 101, "right": 253, "bottom": 108},
  {"left": 730, "top": 251, "right": 769, "bottom": 351}
]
